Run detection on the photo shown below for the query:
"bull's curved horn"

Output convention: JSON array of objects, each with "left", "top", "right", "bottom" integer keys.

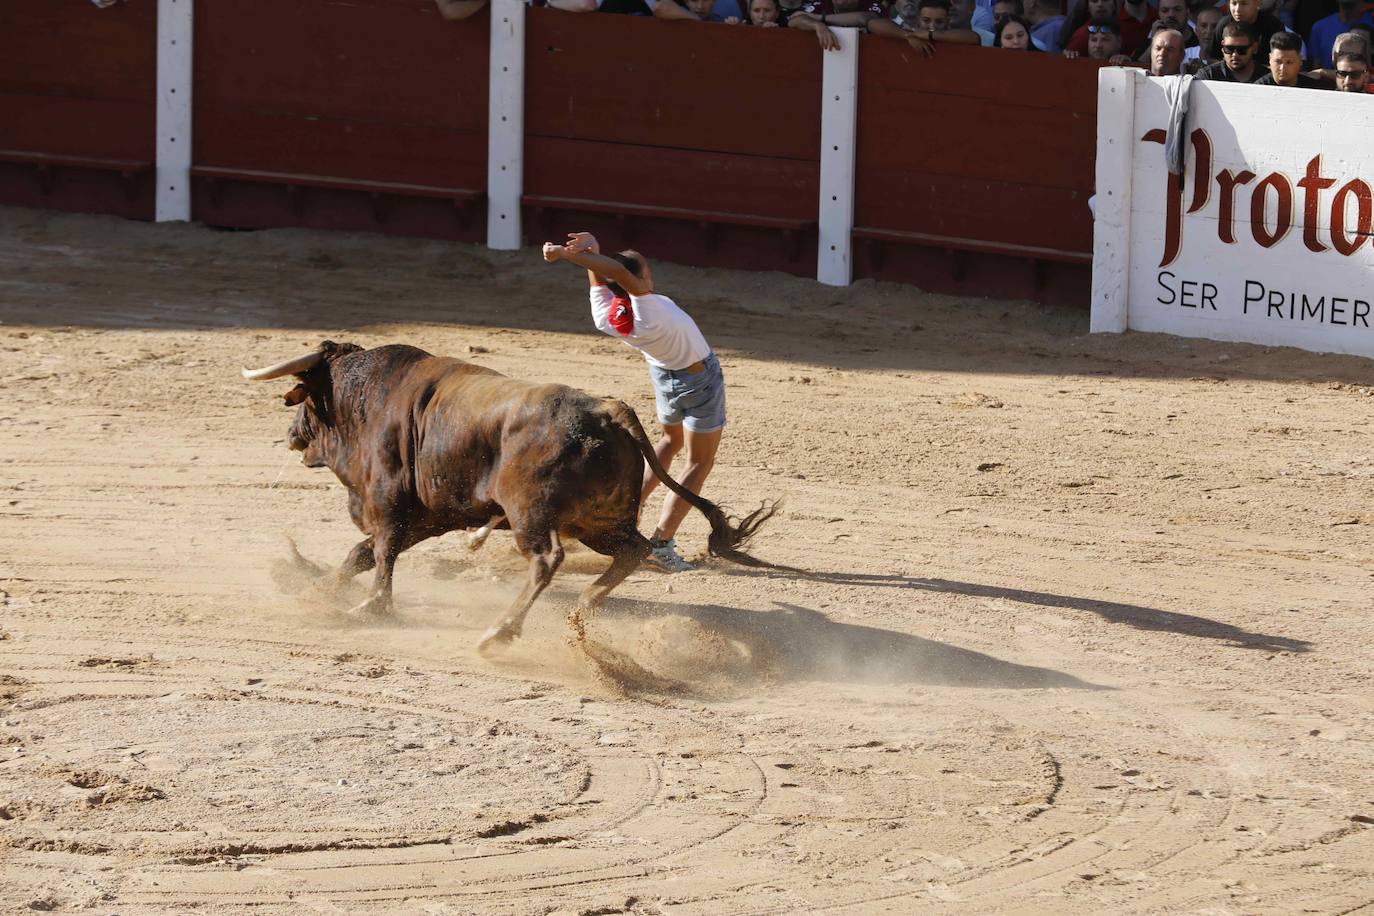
[{"left": 241, "top": 349, "right": 325, "bottom": 381}]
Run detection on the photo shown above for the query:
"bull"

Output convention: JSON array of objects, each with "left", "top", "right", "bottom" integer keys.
[{"left": 242, "top": 341, "right": 777, "bottom": 653}]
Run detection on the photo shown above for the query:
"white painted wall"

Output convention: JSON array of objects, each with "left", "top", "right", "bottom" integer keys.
[
  {"left": 817, "top": 28, "right": 859, "bottom": 287},
  {"left": 155, "top": 0, "right": 193, "bottom": 222},
  {"left": 1089, "top": 67, "right": 1140, "bottom": 333},
  {"left": 487, "top": 0, "right": 525, "bottom": 250}
]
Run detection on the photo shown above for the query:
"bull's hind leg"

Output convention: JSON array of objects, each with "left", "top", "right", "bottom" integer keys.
[
  {"left": 476, "top": 526, "right": 565, "bottom": 655},
  {"left": 466, "top": 515, "right": 505, "bottom": 552},
  {"left": 568, "top": 530, "right": 652, "bottom": 640}
]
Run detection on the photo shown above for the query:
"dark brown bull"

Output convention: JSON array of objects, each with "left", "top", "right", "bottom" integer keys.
[{"left": 243, "top": 341, "right": 777, "bottom": 653}]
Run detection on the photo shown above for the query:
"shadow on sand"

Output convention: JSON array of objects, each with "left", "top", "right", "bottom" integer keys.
[
  {"left": 595, "top": 598, "right": 1104, "bottom": 691},
  {"left": 720, "top": 567, "right": 1312, "bottom": 655}
]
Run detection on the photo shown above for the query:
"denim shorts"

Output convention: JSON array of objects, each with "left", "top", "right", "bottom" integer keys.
[{"left": 648, "top": 353, "right": 726, "bottom": 433}]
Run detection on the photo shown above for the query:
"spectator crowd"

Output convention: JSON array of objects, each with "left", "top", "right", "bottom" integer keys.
[{"left": 437, "top": 0, "right": 1374, "bottom": 89}]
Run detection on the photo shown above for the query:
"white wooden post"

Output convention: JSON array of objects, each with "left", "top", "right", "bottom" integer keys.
[
  {"left": 487, "top": 0, "right": 525, "bottom": 250},
  {"left": 1089, "top": 66, "right": 1138, "bottom": 333},
  {"left": 155, "top": 0, "right": 193, "bottom": 222},
  {"left": 817, "top": 28, "right": 859, "bottom": 287}
]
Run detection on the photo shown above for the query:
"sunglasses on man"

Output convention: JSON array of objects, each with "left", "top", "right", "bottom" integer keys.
[
  {"left": 1220, "top": 42, "right": 1254, "bottom": 54},
  {"left": 1087, "top": 23, "right": 1118, "bottom": 33},
  {"left": 1336, "top": 67, "right": 1368, "bottom": 78}
]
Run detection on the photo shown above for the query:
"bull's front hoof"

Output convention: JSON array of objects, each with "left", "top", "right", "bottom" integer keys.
[
  {"left": 476, "top": 625, "right": 516, "bottom": 656},
  {"left": 347, "top": 594, "right": 392, "bottom": 618}
]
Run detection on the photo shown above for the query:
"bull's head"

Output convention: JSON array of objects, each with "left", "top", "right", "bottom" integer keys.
[{"left": 241, "top": 341, "right": 362, "bottom": 468}]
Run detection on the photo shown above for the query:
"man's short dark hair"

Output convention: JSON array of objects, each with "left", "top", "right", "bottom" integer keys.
[
  {"left": 994, "top": 0, "right": 1023, "bottom": 10},
  {"left": 603, "top": 251, "right": 644, "bottom": 299},
  {"left": 1335, "top": 50, "right": 1366, "bottom": 66},
  {"left": 920, "top": 0, "right": 953, "bottom": 11},
  {"left": 1220, "top": 19, "right": 1260, "bottom": 43},
  {"left": 1269, "top": 31, "right": 1301, "bottom": 54}
]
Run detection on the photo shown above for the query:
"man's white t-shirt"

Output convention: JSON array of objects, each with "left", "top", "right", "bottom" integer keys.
[{"left": 590, "top": 285, "right": 711, "bottom": 371}]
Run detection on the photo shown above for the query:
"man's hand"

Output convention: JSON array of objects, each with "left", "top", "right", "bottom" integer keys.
[
  {"left": 1062, "top": 48, "right": 1081, "bottom": 58},
  {"left": 905, "top": 31, "right": 935, "bottom": 55},
  {"left": 1108, "top": 53, "right": 1135, "bottom": 65},
  {"left": 815, "top": 23, "right": 840, "bottom": 49},
  {"left": 564, "top": 231, "right": 600, "bottom": 254},
  {"left": 542, "top": 242, "right": 565, "bottom": 262}
]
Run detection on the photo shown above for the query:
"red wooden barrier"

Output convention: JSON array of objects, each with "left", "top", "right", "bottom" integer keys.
[
  {"left": 0, "top": 5, "right": 1102, "bottom": 305},
  {"left": 190, "top": 0, "right": 489, "bottom": 241},
  {"left": 522, "top": 10, "right": 822, "bottom": 274},
  {"left": 854, "top": 40, "right": 1101, "bottom": 303},
  {"left": 0, "top": 1, "right": 156, "bottom": 219}
]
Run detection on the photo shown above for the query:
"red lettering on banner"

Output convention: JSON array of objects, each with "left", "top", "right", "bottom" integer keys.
[
  {"left": 1141, "top": 129, "right": 1185, "bottom": 267},
  {"left": 1250, "top": 173, "right": 1293, "bottom": 248},
  {"left": 1140, "top": 130, "right": 1374, "bottom": 262},
  {"left": 1142, "top": 128, "right": 1214, "bottom": 267},
  {"left": 1187, "top": 129, "right": 1212, "bottom": 215},
  {"left": 1330, "top": 179, "right": 1373, "bottom": 256},
  {"left": 1296, "top": 156, "right": 1336, "bottom": 253},
  {"left": 1216, "top": 169, "right": 1256, "bottom": 244}
]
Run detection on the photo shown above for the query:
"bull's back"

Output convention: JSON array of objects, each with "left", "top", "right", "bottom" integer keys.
[{"left": 407, "top": 360, "right": 640, "bottom": 528}]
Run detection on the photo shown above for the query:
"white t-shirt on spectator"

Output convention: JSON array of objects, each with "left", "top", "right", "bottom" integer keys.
[{"left": 590, "top": 286, "right": 712, "bottom": 370}]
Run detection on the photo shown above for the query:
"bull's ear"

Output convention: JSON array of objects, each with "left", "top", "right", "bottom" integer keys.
[{"left": 283, "top": 384, "right": 309, "bottom": 406}]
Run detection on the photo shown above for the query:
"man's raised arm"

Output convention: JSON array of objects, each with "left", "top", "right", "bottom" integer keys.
[{"left": 543, "top": 243, "right": 652, "bottom": 296}]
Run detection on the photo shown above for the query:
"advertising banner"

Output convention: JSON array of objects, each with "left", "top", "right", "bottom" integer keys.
[{"left": 1091, "top": 70, "right": 1374, "bottom": 358}]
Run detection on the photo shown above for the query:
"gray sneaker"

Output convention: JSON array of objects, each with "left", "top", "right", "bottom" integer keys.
[{"left": 647, "top": 538, "right": 696, "bottom": 573}]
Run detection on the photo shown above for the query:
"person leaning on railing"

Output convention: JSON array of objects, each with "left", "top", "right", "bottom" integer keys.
[
  {"left": 434, "top": 0, "right": 599, "bottom": 18},
  {"left": 783, "top": 0, "right": 884, "bottom": 50},
  {"left": 866, "top": 0, "right": 981, "bottom": 56}
]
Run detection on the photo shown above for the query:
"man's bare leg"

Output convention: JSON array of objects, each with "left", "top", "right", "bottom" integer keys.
[{"left": 652, "top": 427, "right": 721, "bottom": 542}]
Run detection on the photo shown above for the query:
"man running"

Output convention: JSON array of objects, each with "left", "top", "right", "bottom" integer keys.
[{"left": 543, "top": 232, "right": 725, "bottom": 573}]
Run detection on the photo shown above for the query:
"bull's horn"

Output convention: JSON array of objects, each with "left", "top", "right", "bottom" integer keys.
[{"left": 241, "top": 349, "right": 325, "bottom": 381}]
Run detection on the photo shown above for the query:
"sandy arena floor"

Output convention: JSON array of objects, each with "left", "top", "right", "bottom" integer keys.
[{"left": 1, "top": 205, "right": 1372, "bottom": 914}]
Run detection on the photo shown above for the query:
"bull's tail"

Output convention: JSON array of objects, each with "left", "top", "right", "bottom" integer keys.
[{"left": 605, "top": 399, "right": 793, "bottom": 571}]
